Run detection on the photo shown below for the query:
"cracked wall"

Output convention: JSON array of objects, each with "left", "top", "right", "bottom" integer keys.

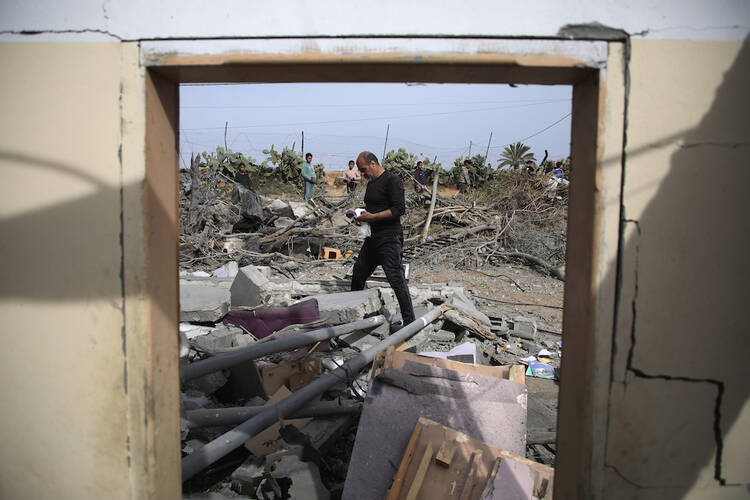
[
  {"left": 605, "top": 39, "right": 750, "bottom": 498},
  {"left": 0, "top": 42, "right": 134, "bottom": 499}
]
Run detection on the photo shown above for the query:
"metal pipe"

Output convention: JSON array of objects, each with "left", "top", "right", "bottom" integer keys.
[
  {"left": 185, "top": 401, "right": 361, "bottom": 428},
  {"left": 181, "top": 315, "right": 386, "bottom": 382},
  {"left": 182, "top": 307, "right": 442, "bottom": 481}
]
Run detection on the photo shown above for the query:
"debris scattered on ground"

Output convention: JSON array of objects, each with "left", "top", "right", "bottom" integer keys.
[{"left": 179, "top": 171, "right": 564, "bottom": 498}]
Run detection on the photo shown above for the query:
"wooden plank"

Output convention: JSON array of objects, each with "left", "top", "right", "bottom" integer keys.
[
  {"left": 458, "top": 450, "right": 483, "bottom": 500},
  {"left": 509, "top": 364, "right": 527, "bottom": 385},
  {"left": 435, "top": 440, "right": 457, "bottom": 467},
  {"left": 385, "top": 423, "right": 423, "bottom": 500},
  {"left": 479, "top": 458, "right": 502, "bottom": 498},
  {"left": 405, "top": 443, "right": 433, "bottom": 500},
  {"left": 388, "top": 350, "right": 514, "bottom": 380},
  {"left": 390, "top": 417, "right": 554, "bottom": 500}
]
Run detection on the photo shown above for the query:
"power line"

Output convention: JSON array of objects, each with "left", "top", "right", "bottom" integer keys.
[
  {"left": 180, "top": 100, "right": 570, "bottom": 132},
  {"left": 517, "top": 112, "right": 572, "bottom": 143}
]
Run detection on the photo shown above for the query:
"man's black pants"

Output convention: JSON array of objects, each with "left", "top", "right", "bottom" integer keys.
[{"left": 351, "top": 234, "right": 415, "bottom": 325}]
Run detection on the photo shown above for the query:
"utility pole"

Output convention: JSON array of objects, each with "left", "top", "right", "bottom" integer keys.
[
  {"left": 301, "top": 131, "right": 304, "bottom": 154},
  {"left": 224, "top": 121, "right": 228, "bottom": 150},
  {"left": 382, "top": 124, "right": 390, "bottom": 160},
  {"left": 484, "top": 132, "right": 493, "bottom": 165},
  {"left": 468, "top": 140, "right": 472, "bottom": 158}
]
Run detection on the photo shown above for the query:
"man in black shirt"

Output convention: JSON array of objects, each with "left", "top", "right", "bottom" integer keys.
[
  {"left": 234, "top": 163, "right": 251, "bottom": 189},
  {"left": 351, "top": 151, "right": 415, "bottom": 326}
]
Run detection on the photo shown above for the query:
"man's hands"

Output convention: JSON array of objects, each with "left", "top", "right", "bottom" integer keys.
[
  {"left": 354, "top": 210, "right": 375, "bottom": 222},
  {"left": 353, "top": 209, "right": 393, "bottom": 223}
]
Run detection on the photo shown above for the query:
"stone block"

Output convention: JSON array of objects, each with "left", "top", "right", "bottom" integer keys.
[
  {"left": 191, "top": 324, "right": 244, "bottom": 353},
  {"left": 428, "top": 329, "right": 456, "bottom": 343},
  {"left": 180, "top": 281, "right": 231, "bottom": 322},
  {"left": 270, "top": 455, "right": 330, "bottom": 500},
  {"left": 511, "top": 316, "right": 538, "bottom": 341},
  {"left": 289, "top": 201, "right": 313, "bottom": 219},
  {"left": 339, "top": 330, "right": 381, "bottom": 351},
  {"left": 273, "top": 217, "right": 295, "bottom": 228},
  {"left": 267, "top": 199, "right": 294, "bottom": 218},
  {"left": 230, "top": 265, "right": 272, "bottom": 307},
  {"left": 185, "top": 370, "right": 228, "bottom": 395},
  {"left": 301, "top": 289, "right": 381, "bottom": 324}
]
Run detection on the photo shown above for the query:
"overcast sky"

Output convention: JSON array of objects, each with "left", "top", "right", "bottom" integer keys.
[{"left": 179, "top": 83, "right": 572, "bottom": 170}]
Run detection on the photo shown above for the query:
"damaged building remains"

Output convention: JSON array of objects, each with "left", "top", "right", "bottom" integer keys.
[
  {"left": 1, "top": 2, "right": 749, "bottom": 500},
  {"left": 177, "top": 169, "right": 563, "bottom": 498}
]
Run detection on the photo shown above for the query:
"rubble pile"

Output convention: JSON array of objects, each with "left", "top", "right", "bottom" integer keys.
[
  {"left": 180, "top": 261, "right": 561, "bottom": 499},
  {"left": 178, "top": 169, "right": 566, "bottom": 283}
]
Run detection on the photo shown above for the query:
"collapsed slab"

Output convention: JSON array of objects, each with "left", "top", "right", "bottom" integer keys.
[
  {"left": 300, "top": 289, "right": 382, "bottom": 324},
  {"left": 343, "top": 356, "right": 527, "bottom": 500},
  {"left": 180, "top": 281, "right": 231, "bottom": 322}
]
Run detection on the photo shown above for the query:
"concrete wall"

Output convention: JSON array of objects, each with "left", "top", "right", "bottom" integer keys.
[
  {"left": 0, "top": 2, "right": 748, "bottom": 499},
  {"left": 604, "top": 39, "right": 750, "bottom": 499},
  {"left": 0, "top": 42, "right": 135, "bottom": 498}
]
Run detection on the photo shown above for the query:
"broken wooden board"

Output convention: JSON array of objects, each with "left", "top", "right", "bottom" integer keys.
[
  {"left": 387, "top": 417, "right": 553, "bottom": 500},
  {"left": 343, "top": 363, "right": 527, "bottom": 500},
  {"left": 443, "top": 309, "right": 495, "bottom": 340},
  {"left": 244, "top": 387, "right": 312, "bottom": 456},
  {"left": 379, "top": 349, "right": 525, "bottom": 386}
]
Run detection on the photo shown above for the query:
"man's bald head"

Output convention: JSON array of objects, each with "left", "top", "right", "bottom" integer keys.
[
  {"left": 356, "top": 151, "right": 379, "bottom": 166},
  {"left": 356, "top": 151, "right": 384, "bottom": 180}
]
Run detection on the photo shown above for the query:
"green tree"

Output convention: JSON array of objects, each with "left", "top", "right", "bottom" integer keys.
[
  {"left": 382, "top": 148, "right": 448, "bottom": 185},
  {"left": 200, "top": 146, "right": 258, "bottom": 184},
  {"left": 498, "top": 142, "right": 535, "bottom": 170}
]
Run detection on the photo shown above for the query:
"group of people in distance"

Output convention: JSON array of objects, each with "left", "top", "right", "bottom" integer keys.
[{"left": 231, "top": 150, "right": 569, "bottom": 329}]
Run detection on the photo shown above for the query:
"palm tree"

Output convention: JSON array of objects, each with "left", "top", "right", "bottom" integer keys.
[{"left": 498, "top": 142, "right": 535, "bottom": 170}]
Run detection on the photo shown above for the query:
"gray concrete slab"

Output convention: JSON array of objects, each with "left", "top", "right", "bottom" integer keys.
[
  {"left": 180, "top": 281, "right": 231, "bottom": 322},
  {"left": 230, "top": 265, "right": 272, "bottom": 307},
  {"left": 300, "top": 289, "right": 382, "bottom": 324}
]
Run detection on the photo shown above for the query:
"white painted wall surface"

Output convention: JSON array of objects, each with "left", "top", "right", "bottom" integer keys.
[{"left": 1, "top": 0, "right": 748, "bottom": 42}]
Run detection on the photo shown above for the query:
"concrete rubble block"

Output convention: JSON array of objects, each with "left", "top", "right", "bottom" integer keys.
[
  {"left": 230, "top": 457, "right": 266, "bottom": 495},
  {"left": 231, "top": 265, "right": 272, "bottom": 307},
  {"left": 185, "top": 370, "right": 228, "bottom": 396},
  {"left": 338, "top": 330, "right": 381, "bottom": 351},
  {"left": 270, "top": 455, "right": 330, "bottom": 500},
  {"left": 511, "top": 316, "right": 538, "bottom": 341},
  {"left": 447, "top": 290, "right": 492, "bottom": 327},
  {"left": 267, "top": 199, "right": 295, "bottom": 218},
  {"left": 213, "top": 261, "right": 239, "bottom": 279},
  {"left": 429, "top": 329, "right": 456, "bottom": 343},
  {"left": 301, "top": 289, "right": 382, "bottom": 324},
  {"left": 181, "top": 390, "right": 212, "bottom": 411},
  {"left": 191, "top": 324, "right": 245, "bottom": 353},
  {"left": 180, "top": 281, "right": 231, "bottom": 322},
  {"left": 289, "top": 201, "right": 313, "bottom": 219},
  {"left": 273, "top": 217, "right": 295, "bottom": 228},
  {"left": 377, "top": 288, "right": 400, "bottom": 324},
  {"left": 301, "top": 416, "right": 352, "bottom": 451}
]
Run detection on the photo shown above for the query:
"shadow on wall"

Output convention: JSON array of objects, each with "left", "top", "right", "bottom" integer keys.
[
  {"left": 603, "top": 38, "right": 750, "bottom": 497},
  {"left": 0, "top": 152, "right": 174, "bottom": 323}
]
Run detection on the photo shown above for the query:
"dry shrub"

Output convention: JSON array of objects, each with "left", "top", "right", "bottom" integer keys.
[{"left": 476, "top": 171, "right": 568, "bottom": 266}]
